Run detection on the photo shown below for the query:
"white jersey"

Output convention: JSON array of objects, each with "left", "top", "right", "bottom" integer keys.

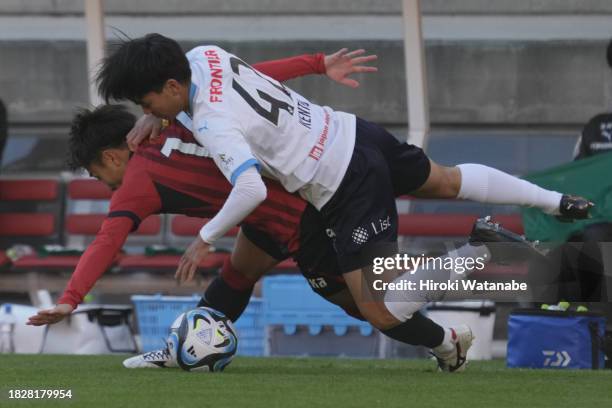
[{"left": 178, "top": 45, "right": 356, "bottom": 209}]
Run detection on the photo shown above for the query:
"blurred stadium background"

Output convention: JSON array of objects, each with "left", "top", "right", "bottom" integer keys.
[{"left": 1, "top": 0, "right": 612, "bottom": 362}]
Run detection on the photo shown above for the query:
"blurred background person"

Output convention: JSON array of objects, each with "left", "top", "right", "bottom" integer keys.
[{"left": 0, "top": 99, "right": 7, "bottom": 171}]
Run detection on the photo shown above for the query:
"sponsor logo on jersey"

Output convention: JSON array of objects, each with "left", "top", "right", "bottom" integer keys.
[
  {"left": 196, "top": 119, "right": 209, "bottom": 133},
  {"left": 297, "top": 99, "right": 312, "bottom": 130},
  {"left": 218, "top": 153, "right": 235, "bottom": 171},
  {"left": 352, "top": 226, "right": 369, "bottom": 245},
  {"left": 371, "top": 215, "right": 391, "bottom": 235},
  {"left": 205, "top": 49, "right": 223, "bottom": 103},
  {"left": 308, "top": 277, "right": 328, "bottom": 289},
  {"left": 352, "top": 216, "right": 391, "bottom": 245},
  {"left": 308, "top": 111, "right": 331, "bottom": 161},
  {"left": 600, "top": 122, "right": 612, "bottom": 141}
]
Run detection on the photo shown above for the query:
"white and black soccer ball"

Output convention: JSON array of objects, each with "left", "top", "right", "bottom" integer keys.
[{"left": 167, "top": 307, "right": 238, "bottom": 372}]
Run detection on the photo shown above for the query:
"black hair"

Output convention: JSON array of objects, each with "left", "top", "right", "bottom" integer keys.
[
  {"left": 96, "top": 33, "right": 191, "bottom": 103},
  {"left": 607, "top": 39, "right": 612, "bottom": 69},
  {"left": 67, "top": 104, "right": 135, "bottom": 170}
]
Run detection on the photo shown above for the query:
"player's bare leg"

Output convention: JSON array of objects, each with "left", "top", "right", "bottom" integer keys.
[
  {"left": 230, "top": 228, "right": 280, "bottom": 281},
  {"left": 342, "top": 269, "right": 401, "bottom": 330}
]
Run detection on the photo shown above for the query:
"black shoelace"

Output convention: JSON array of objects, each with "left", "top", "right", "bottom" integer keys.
[{"left": 143, "top": 346, "right": 170, "bottom": 361}]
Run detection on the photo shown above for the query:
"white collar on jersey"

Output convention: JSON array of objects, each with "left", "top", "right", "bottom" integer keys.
[{"left": 188, "top": 82, "right": 198, "bottom": 118}]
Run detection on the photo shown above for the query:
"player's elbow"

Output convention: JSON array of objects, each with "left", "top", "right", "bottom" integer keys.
[
  {"left": 235, "top": 166, "right": 267, "bottom": 207},
  {"left": 253, "top": 178, "right": 267, "bottom": 204}
]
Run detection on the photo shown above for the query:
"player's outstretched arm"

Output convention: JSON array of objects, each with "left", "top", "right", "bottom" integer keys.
[
  {"left": 26, "top": 217, "right": 134, "bottom": 326},
  {"left": 127, "top": 48, "right": 377, "bottom": 150},
  {"left": 323, "top": 48, "right": 378, "bottom": 88},
  {"left": 253, "top": 48, "right": 377, "bottom": 87},
  {"left": 27, "top": 304, "right": 74, "bottom": 326}
]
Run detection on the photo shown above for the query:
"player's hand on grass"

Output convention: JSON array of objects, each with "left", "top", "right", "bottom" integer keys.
[
  {"left": 126, "top": 114, "right": 163, "bottom": 151},
  {"left": 324, "top": 48, "right": 378, "bottom": 88},
  {"left": 176, "top": 236, "right": 211, "bottom": 284},
  {"left": 26, "top": 304, "right": 74, "bottom": 326}
]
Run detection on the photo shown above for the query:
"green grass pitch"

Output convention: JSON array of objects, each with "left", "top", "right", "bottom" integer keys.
[{"left": 1, "top": 355, "right": 611, "bottom": 408}]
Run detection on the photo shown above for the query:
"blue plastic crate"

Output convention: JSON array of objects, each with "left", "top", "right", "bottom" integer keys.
[
  {"left": 131, "top": 294, "right": 264, "bottom": 356},
  {"left": 262, "top": 275, "right": 373, "bottom": 336}
]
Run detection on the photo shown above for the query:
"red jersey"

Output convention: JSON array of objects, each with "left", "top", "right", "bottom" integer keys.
[
  {"left": 58, "top": 54, "right": 326, "bottom": 308},
  {"left": 121, "top": 124, "right": 306, "bottom": 242}
]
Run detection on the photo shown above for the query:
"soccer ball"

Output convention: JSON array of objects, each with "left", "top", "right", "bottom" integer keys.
[{"left": 167, "top": 307, "right": 238, "bottom": 372}]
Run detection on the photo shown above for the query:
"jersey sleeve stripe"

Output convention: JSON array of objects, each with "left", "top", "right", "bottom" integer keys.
[
  {"left": 230, "top": 158, "right": 261, "bottom": 185},
  {"left": 108, "top": 211, "right": 141, "bottom": 232}
]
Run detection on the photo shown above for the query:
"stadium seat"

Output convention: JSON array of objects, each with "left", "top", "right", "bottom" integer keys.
[
  {"left": 397, "top": 212, "right": 528, "bottom": 278},
  {"left": 67, "top": 179, "right": 112, "bottom": 200},
  {"left": 398, "top": 213, "right": 479, "bottom": 237},
  {"left": 0, "top": 179, "right": 58, "bottom": 201},
  {"left": 65, "top": 214, "right": 162, "bottom": 236},
  {"left": 0, "top": 178, "right": 62, "bottom": 248},
  {"left": 118, "top": 252, "right": 229, "bottom": 271},
  {"left": 0, "top": 213, "right": 55, "bottom": 237},
  {"left": 12, "top": 179, "right": 109, "bottom": 271},
  {"left": 10, "top": 179, "right": 164, "bottom": 272},
  {"left": 0, "top": 178, "right": 76, "bottom": 271},
  {"left": 65, "top": 177, "right": 163, "bottom": 245},
  {"left": 170, "top": 215, "right": 239, "bottom": 238},
  {"left": 117, "top": 216, "right": 233, "bottom": 273},
  {"left": 12, "top": 254, "right": 122, "bottom": 270},
  {"left": 397, "top": 213, "right": 524, "bottom": 237}
]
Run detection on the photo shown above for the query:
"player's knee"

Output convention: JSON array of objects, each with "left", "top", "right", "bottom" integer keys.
[
  {"left": 357, "top": 303, "right": 400, "bottom": 330},
  {"left": 417, "top": 162, "right": 461, "bottom": 199},
  {"left": 341, "top": 305, "right": 366, "bottom": 321},
  {"left": 434, "top": 165, "right": 461, "bottom": 198}
]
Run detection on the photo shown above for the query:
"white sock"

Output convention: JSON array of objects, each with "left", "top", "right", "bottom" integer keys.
[
  {"left": 383, "top": 243, "right": 490, "bottom": 321},
  {"left": 457, "top": 163, "right": 563, "bottom": 215},
  {"left": 433, "top": 328, "right": 455, "bottom": 354}
]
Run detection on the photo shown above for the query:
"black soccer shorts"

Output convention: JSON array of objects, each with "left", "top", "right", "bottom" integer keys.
[
  {"left": 316, "top": 117, "right": 431, "bottom": 273},
  {"left": 242, "top": 116, "right": 431, "bottom": 282},
  {"left": 240, "top": 221, "right": 348, "bottom": 299}
]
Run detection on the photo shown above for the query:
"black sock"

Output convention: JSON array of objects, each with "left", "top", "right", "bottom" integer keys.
[
  {"left": 197, "top": 276, "right": 253, "bottom": 322},
  {"left": 381, "top": 311, "right": 444, "bottom": 348}
]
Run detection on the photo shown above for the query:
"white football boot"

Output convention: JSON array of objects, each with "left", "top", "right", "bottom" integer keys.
[
  {"left": 123, "top": 344, "right": 178, "bottom": 369},
  {"left": 432, "top": 325, "right": 474, "bottom": 373}
]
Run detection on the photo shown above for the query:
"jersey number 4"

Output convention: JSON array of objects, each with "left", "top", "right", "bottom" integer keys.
[{"left": 230, "top": 57, "right": 294, "bottom": 126}]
